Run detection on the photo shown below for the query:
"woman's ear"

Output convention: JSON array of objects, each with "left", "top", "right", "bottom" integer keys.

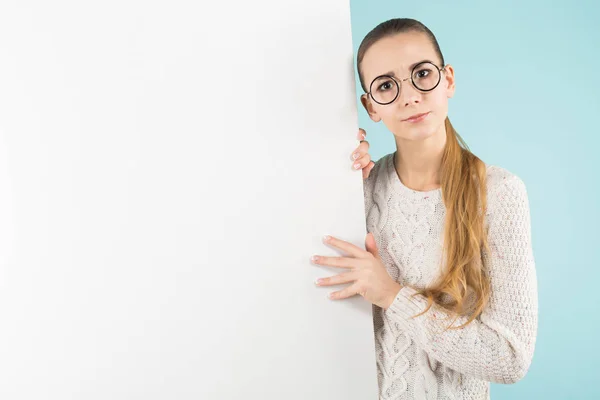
[
  {"left": 360, "top": 94, "right": 382, "bottom": 122},
  {"left": 443, "top": 64, "right": 456, "bottom": 99}
]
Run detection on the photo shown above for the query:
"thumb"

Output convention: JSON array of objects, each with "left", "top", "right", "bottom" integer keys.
[{"left": 365, "top": 232, "right": 381, "bottom": 260}]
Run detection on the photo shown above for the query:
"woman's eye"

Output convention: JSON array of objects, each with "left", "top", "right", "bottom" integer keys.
[
  {"left": 378, "top": 82, "right": 392, "bottom": 91},
  {"left": 416, "top": 69, "right": 431, "bottom": 79}
]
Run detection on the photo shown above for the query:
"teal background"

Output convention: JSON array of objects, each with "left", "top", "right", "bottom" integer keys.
[{"left": 349, "top": 1, "right": 599, "bottom": 399}]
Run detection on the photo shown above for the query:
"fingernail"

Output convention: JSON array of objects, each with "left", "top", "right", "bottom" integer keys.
[
  {"left": 361, "top": 133, "right": 366, "bottom": 140},
  {"left": 354, "top": 163, "right": 361, "bottom": 170},
  {"left": 322, "top": 235, "right": 330, "bottom": 242},
  {"left": 352, "top": 153, "right": 359, "bottom": 160}
]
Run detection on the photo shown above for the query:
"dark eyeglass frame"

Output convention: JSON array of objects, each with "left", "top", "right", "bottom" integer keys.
[{"left": 366, "top": 61, "right": 447, "bottom": 105}]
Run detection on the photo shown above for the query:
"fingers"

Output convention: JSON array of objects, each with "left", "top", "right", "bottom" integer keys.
[
  {"left": 315, "top": 271, "right": 356, "bottom": 287},
  {"left": 351, "top": 136, "right": 371, "bottom": 174},
  {"left": 362, "top": 161, "right": 375, "bottom": 180},
  {"left": 350, "top": 140, "right": 370, "bottom": 161},
  {"left": 352, "top": 154, "right": 371, "bottom": 172},
  {"left": 322, "top": 235, "right": 367, "bottom": 258},
  {"left": 357, "top": 128, "right": 366, "bottom": 141},
  {"left": 328, "top": 284, "right": 362, "bottom": 300},
  {"left": 311, "top": 255, "right": 359, "bottom": 269}
]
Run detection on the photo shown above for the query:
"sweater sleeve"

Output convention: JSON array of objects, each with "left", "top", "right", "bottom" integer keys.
[{"left": 384, "top": 174, "right": 538, "bottom": 384}]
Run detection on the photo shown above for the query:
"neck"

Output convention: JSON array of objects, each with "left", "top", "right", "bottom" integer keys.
[{"left": 393, "top": 123, "right": 447, "bottom": 192}]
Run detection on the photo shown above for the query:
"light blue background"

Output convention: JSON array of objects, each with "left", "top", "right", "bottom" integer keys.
[{"left": 349, "top": 1, "right": 599, "bottom": 399}]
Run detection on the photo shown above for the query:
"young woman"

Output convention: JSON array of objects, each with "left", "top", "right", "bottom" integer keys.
[{"left": 314, "top": 18, "right": 538, "bottom": 399}]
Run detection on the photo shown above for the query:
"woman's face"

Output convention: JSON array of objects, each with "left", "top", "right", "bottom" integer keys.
[{"left": 360, "top": 31, "right": 455, "bottom": 142}]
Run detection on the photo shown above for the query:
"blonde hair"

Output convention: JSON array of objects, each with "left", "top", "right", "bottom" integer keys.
[{"left": 357, "top": 18, "right": 491, "bottom": 330}]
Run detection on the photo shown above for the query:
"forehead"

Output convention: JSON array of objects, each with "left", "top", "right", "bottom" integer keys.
[{"left": 361, "top": 31, "right": 439, "bottom": 82}]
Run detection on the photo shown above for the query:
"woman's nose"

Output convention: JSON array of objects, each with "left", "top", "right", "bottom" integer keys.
[{"left": 398, "top": 79, "right": 421, "bottom": 105}]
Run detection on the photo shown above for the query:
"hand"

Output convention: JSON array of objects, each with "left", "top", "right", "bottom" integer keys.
[
  {"left": 350, "top": 128, "right": 374, "bottom": 180},
  {"left": 311, "top": 233, "right": 402, "bottom": 309}
]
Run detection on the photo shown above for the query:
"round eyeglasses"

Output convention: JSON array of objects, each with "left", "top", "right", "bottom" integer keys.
[{"left": 366, "top": 61, "right": 446, "bottom": 105}]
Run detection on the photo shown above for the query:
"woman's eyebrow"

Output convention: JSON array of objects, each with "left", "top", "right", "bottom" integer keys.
[{"left": 380, "top": 59, "right": 435, "bottom": 77}]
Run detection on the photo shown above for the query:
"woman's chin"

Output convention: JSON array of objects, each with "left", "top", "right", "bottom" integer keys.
[{"left": 394, "top": 127, "right": 438, "bottom": 142}]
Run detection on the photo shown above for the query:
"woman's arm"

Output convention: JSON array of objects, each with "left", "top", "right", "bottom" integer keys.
[{"left": 385, "top": 174, "right": 538, "bottom": 384}]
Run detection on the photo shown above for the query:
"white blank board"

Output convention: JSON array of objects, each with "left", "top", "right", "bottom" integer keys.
[{"left": 0, "top": 1, "right": 378, "bottom": 399}]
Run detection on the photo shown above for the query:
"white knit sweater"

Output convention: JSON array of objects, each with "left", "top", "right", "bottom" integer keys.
[{"left": 363, "top": 152, "right": 538, "bottom": 400}]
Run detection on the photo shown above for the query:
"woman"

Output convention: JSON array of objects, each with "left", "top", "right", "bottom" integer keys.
[{"left": 314, "top": 18, "right": 538, "bottom": 399}]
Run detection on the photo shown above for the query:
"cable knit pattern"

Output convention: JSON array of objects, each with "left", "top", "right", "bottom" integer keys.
[{"left": 363, "top": 152, "right": 538, "bottom": 400}]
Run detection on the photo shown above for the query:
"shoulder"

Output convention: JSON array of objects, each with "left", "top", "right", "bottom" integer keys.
[
  {"left": 362, "top": 153, "right": 394, "bottom": 213},
  {"left": 364, "top": 152, "right": 393, "bottom": 188},
  {"left": 485, "top": 164, "right": 528, "bottom": 200},
  {"left": 484, "top": 163, "right": 531, "bottom": 220}
]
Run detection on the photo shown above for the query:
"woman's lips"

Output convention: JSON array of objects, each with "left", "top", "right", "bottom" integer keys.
[{"left": 403, "top": 112, "right": 430, "bottom": 123}]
